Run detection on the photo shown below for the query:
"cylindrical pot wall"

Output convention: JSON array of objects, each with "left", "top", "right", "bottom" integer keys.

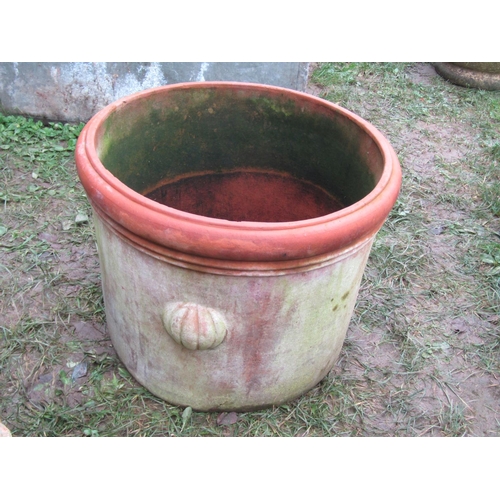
[{"left": 75, "top": 82, "right": 401, "bottom": 411}]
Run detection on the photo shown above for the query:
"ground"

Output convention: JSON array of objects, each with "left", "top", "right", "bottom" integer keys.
[{"left": 0, "top": 62, "right": 499, "bottom": 436}]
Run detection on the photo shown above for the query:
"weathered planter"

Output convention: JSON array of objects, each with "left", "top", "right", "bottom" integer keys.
[
  {"left": 433, "top": 62, "right": 500, "bottom": 90},
  {"left": 75, "top": 82, "right": 401, "bottom": 411}
]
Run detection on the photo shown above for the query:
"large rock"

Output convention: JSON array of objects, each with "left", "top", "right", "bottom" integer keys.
[{"left": 0, "top": 62, "right": 310, "bottom": 123}]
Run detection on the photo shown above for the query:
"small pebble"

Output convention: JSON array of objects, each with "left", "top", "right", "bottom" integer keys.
[
  {"left": 430, "top": 226, "right": 444, "bottom": 235},
  {"left": 75, "top": 213, "right": 89, "bottom": 224},
  {"left": 71, "top": 361, "right": 88, "bottom": 381},
  {"left": 0, "top": 422, "right": 12, "bottom": 437}
]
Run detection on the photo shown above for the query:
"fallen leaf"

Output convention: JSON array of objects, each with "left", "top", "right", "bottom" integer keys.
[
  {"left": 217, "top": 412, "right": 238, "bottom": 426},
  {"left": 182, "top": 406, "right": 192, "bottom": 422},
  {"left": 73, "top": 321, "right": 106, "bottom": 341},
  {"left": 181, "top": 407, "right": 192, "bottom": 431}
]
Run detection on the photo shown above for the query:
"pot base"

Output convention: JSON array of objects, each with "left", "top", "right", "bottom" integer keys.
[{"left": 145, "top": 169, "right": 345, "bottom": 222}]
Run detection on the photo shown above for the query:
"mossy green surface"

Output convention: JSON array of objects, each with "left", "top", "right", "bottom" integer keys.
[{"left": 98, "top": 87, "right": 381, "bottom": 207}]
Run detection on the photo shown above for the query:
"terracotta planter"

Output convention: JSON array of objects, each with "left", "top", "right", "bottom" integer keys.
[
  {"left": 75, "top": 82, "right": 401, "bottom": 411},
  {"left": 434, "top": 62, "right": 500, "bottom": 90}
]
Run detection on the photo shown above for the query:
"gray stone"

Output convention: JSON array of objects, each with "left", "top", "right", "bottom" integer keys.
[{"left": 0, "top": 62, "right": 310, "bottom": 123}]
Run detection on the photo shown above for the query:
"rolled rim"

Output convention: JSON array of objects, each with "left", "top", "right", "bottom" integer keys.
[{"left": 75, "top": 81, "right": 402, "bottom": 262}]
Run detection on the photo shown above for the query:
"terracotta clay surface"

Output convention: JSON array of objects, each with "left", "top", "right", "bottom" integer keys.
[
  {"left": 145, "top": 169, "right": 345, "bottom": 223},
  {"left": 75, "top": 82, "right": 401, "bottom": 410},
  {"left": 76, "top": 82, "right": 401, "bottom": 264}
]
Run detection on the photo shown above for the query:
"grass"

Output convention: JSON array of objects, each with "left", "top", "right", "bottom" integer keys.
[{"left": 1, "top": 63, "right": 499, "bottom": 436}]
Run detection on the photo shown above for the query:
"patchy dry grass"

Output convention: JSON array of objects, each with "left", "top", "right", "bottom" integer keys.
[
  {"left": 310, "top": 62, "right": 499, "bottom": 436},
  {"left": 1, "top": 63, "right": 499, "bottom": 436}
]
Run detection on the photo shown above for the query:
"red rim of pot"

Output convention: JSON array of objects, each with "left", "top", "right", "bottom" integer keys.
[{"left": 75, "top": 82, "right": 402, "bottom": 263}]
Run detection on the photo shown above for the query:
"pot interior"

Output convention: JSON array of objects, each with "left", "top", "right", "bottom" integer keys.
[{"left": 96, "top": 85, "right": 385, "bottom": 222}]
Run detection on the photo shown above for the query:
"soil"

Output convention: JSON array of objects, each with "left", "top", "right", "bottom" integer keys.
[{"left": 306, "top": 63, "right": 499, "bottom": 436}]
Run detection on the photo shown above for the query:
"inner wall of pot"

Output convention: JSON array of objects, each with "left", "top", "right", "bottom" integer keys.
[{"left": 96, "top": 86, "right": 385, "bottom": 222}]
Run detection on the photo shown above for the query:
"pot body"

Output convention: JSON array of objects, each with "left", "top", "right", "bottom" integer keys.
[
  {"left": 95, "top": 214, "right": 373, "bottom": 410},
  {"left": 434, "top": 62, "right": 500, "bottom": 90},
  {"left": 75, "top": 82, "right": 401, "bottom": 411}
]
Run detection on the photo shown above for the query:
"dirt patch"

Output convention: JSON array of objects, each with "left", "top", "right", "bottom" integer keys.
[{"left": 407, "top": 64, "right": 440, "bottom": 85}]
